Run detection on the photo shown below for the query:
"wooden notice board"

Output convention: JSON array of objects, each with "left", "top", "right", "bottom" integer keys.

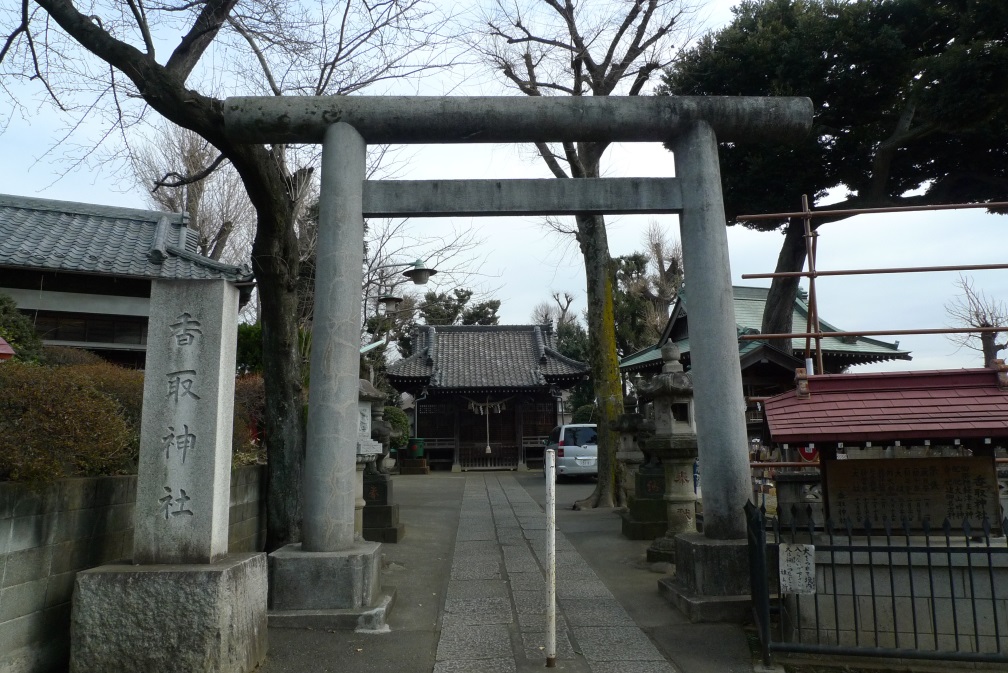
[{"left": 824, "top": 457, "right": 1000, "bottom": 530}]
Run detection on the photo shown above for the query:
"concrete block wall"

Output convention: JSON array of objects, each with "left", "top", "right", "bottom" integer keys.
[
  {"left": 783, "top": 552, "right": 1008, "bottom": 654},
  {"left": 0, "top": 465, "right": 266, "bottom": 673}
]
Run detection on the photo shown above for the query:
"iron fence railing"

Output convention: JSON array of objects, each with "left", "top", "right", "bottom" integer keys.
[{"left": 746, "top": 501, "right": 1008, "bottom": 666}]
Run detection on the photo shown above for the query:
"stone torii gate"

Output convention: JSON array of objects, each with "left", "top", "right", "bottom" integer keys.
[{"left": 223, "top": 95, "right": 812, "bottom": 622}]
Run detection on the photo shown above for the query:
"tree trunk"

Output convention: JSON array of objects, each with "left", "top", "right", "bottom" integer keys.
[
  {"left": 760, "top": 218, "right": 807, "bottom": 355},
  {"left": 981, "top": 332, "right": 998, "bottom": 368},
  {"left": 251, "top": 207, "right": 306, "bottom": 551},
  {"left": 573, "top": 213, "right": 624, "bottom": 510}
]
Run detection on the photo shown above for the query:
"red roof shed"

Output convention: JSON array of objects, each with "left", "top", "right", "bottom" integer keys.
[
  {"left": 0, "top": 336, "right": 14, "bottom": 361},
  {"left": 763, "top": 367, "right": 1008, "bottom": 446}
]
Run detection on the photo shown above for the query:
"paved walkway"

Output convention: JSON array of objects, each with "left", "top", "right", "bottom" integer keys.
[{"left": 264, "top": 472, "right": 755, "bottom": 673}]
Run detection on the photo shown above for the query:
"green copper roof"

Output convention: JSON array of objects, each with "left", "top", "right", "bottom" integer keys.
[{"left": 620, "top": 285, "right": 910, "bottom": 372}]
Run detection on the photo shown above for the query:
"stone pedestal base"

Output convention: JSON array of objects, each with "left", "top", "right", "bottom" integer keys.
[
  {"left": 399, "top": 458, "right": 430, "bottom": 475},
  {"left": 363, "top": 504, "right": 405, "bottom": 543},
  {"left": 658, "top": 533, "right": 751, "bottom": 623},
  {"left": 621, "top": 495, "right": 667, "bottom": 540},
  {"left": 268, "top": 542, "right": 393, "bottom": 630},
  {"left": 70, "top": 553, "right": 267, "bottom": 673}
]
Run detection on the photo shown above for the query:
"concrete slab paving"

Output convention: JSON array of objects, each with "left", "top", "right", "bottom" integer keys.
[{"left": 263, "top": 471, "right": 757, "bottom": 673}]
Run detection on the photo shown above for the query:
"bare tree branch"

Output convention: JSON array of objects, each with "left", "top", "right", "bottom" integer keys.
[
  {"left": 165, "top": 0, "right": 239, "bottom": 81},
  {"left": 153, "top": 152, "right": 227, "bottom": 190},
  {"left": 227, "top": 16, "right": 282, "bottom": 96},
  {"left": 123, "top": 0, "right": 155, "bottom": 56}
]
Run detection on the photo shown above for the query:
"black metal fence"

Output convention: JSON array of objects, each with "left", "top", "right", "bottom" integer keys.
[{"left": 746, "top": 501, "right": 1008, "bottom": 666}]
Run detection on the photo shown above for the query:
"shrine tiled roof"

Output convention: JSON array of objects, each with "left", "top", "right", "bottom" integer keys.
[
  {"left": 0, "top": 193, "right": 253, "bottom": 283},
  {"left": 387, "top": 324, "right": 589, "bottom": 393},
  {"left": 620, "top": 285, "right": 910, "bottom": 373},
  {"left": 763, "top": 367, "right": 1008, "bottom": 445}
]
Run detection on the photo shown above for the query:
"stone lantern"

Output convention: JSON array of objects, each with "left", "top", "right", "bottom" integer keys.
[
  {"left": 618, "top": 393, "right": 667, "bottom": 540},
  {"left": 361, "top": 382, "right": 405, "bottom": 542},
  {"left": 356, "top": 380, "right": 385, "bottom": 538},
  {"left": 635, "top": 341, "right": 698, "bottom": 563}
]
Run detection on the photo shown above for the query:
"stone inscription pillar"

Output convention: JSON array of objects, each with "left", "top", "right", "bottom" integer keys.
[
  {"left": 304, "top": 121, "right": 367, "bottom": 552},
  {"left": 134, "top": 279, "right": 239, "bottom": 563},
  {"left": 73, "top": 278, "right": 267, "bottom": 673},
  {"left": 672, "top": 121, "right": 751, "bottom": 541}
]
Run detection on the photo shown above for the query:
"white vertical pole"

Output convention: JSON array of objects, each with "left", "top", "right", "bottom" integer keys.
[{"left": 545, "top": 448, "right": 557, "bottom": 667}]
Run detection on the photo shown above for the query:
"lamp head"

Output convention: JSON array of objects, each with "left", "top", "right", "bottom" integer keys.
[
  {"left": 378, "top": 293, "right": 403, "bottom": 314},
  {"left": 403, "top": 259, "right": 437, "bottom": 285}
]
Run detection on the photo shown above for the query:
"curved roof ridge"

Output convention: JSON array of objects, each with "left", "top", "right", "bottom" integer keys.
[
  {"left": 543, "top": 346, "right": 590, "bottom": 371},
  {"left": 0, "top": 192, "right": 185, "bottom": 224}
]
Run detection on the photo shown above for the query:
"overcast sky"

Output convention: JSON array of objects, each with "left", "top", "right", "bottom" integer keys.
[{"left": 2, "top": 0, "right": 1005, "bottom": 373}]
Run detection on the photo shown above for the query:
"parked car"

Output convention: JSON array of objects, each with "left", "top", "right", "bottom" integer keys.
[{"left": 543, "top": 423, "right": 598, "bottom": 479}]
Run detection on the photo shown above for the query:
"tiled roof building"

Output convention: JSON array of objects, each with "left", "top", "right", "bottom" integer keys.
[
  {"left": 0, "top": 193, "right": 254, "bottom": 366},
  {"left": 387, "top": 324, "right": 589, "bottom": 470}
]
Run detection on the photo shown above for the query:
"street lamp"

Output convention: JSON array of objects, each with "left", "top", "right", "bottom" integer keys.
[
  {"left": 372, "top": 259, "right": 437, "bottom": 312},
  {"left": 360, "top": 258, "right": 438, "bottom": 354}
]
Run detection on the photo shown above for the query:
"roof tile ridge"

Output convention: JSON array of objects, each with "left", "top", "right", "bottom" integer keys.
[
  {"left": 0, "top": 192, "right": 185, "bottom": 223},
  {"left": 164, "top": 243, "right": 251, "bottom": 277},
  {"left": 533, "top": 325, "right": 546, "bottom": 363},
  {"left": 426, "top": 326, "right": 437, "bottom": 366},
  {"left": 148, "top": 216, "right": 171, "bottom": 263}
]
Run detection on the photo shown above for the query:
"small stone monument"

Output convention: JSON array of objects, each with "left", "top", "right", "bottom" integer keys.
[
  {"left": 70, "top": 279, "right": 267, "bottom": 673},
  {"left": 635, "top": 342, "right": 699, "bottom": 563}
]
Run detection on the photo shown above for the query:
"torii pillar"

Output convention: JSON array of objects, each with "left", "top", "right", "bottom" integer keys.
[{"left": 267, "top": 123, "right": 392, "bottom": 628}]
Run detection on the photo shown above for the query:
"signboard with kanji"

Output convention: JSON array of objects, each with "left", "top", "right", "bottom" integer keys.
[{"left": 824, "top": 457, "right": 1000, "bottom": 531}]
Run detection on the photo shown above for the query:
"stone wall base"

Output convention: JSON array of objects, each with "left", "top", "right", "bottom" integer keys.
[
  {"left": 70, "top": 553, "right": 267, "bottom": 673},
  {"left": 659, "top": 533, "right": 751, "bottom": 623}
]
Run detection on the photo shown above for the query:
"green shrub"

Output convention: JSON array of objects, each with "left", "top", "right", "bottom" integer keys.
[
  {"left": 41, "top": 345, "right": 105, "bottom": 367},
  {"left": 0, "top": 362, "right": 135, "bottom": 485},
  {"left": 572, "top": 404, "right": 596, "bottom": 423},
  {"left": 383, "top": 405, "right": 410, "bottom": 450},
  {"left": 0, "top": 293, "right": 43, "bottom": 363},
  {"left": 233, "top": 374, "right": 266, "bottom": 466},
  {"left": 236, "top": 322, "right": 263, "bottom": 375}
]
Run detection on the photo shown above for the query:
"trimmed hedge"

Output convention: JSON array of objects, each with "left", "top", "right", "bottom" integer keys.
[
  {"left": 0, "top": 362, "right": 135, "bottom": 485},
  {"left": 40, "top": 345, "right": 105, "bottom": 367},
  {"left": 0, "top": 359, "right": 268, "bottom": 485}
]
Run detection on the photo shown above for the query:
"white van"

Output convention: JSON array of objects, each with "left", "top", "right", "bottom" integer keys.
[{"left": 544, "top": 423, "right": 598, "bottom": 478}]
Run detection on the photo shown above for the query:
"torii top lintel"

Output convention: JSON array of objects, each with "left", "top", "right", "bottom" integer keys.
[{"left": 222, "top": 95, "right": 812, "bottom": 145}]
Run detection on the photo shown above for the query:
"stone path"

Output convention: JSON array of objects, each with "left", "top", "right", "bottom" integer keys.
[{"left": 434, "top": 474, "right": 680, "bottom": 673}]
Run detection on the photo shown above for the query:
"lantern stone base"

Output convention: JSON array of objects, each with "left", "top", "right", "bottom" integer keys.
[
  {"left": 363, "top": 472, "right": 405, "bottom": 543},
  {"left": 620, "top": 496, "right": 668, "bottom": 540},
  {"left": 363, "top": 505, "right": 405, "bottom": 543},
  {"left": 70, "top": 553, "right": 267, "bottom": 673},
  {"left": 658, "top": 533, "right": 751, "bottom": 623},
  {"left": 267, "top": 542, "right": 394, "bottom": 630}
]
